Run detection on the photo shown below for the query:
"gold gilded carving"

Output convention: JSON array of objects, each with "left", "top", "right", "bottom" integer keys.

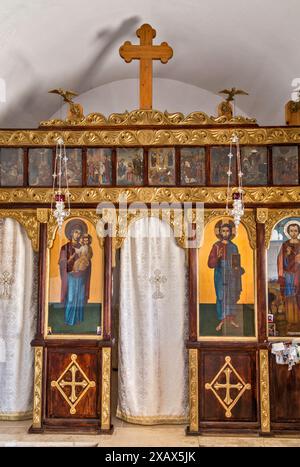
[
  {"left": 67, "top": 102, "right": 84, "bottom": 122},
  {"left": 265, "top": 209, "right": 300, "bottom": 248},
  {"left": 0, "top": 210, "right": 39, "bottom": 251},
  {"left": 51, "top": 354, "right": 96, "bottom": 415},
  {"left": 1, "top": 187, "right": 299, "bottom": 205},
  {"left": 204, "top": 209, "right": 256, "bottom": 249},
  {"left": 217, "top": 101, "right": 233, "bottom": 120},
  {"left": 48, "top": 88, "right": 85, "bottom": 122},
  {"left": 37, "top": 208, "right": 49, "bottom": 224},
  {"left": 32, "top": 346, "right": 43, "bottom": 429},
  {"left": 259, "top": 349, "right": 270, "bottom": 433},
  {"left": 285, "top": 100, "right": 300, "bottom": 126},
  {"left": 39, "top": 109, "right": 256, "bottom": 127},
  {"left": 256, "top": 208, "right": 268, "bottom": 224},
  {"left": 101, "top": 347, "right": 111, "bottom": 430},
  {"left": 189, "top": 349, "right": 199, "bottom": 432},
  {"left": 112, "top": 209, "right": 189, "bottom": 250},
  {"left": 4, "top": 126, "right": 300, "bottom": 147},
  {"left": 205, "top": 356, "right": 251, "bottom": 418}
]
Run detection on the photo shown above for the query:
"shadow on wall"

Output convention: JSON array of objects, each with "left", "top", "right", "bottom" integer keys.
[
  {"left": 0, "top": 16, "right": 140, "bottom": 128},
  {"left": 73, "top": 16, "right": 141, "bottom": 92}
]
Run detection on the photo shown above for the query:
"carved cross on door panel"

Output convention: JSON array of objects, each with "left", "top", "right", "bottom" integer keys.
[
  {"left": 119, "top": 24, "right": 173, "bottom": 109},
  {"left": 214, "top": 367, "right": 243, "bottom": 406},
  {"left": 205, "top": 356, "right": 251, "bottom": 418},
  {"left": 51, "top": 354, "right": 95, "bottom": 414},
  {"left": 59, "top": 364, "right": 88, "bottom": 404}
]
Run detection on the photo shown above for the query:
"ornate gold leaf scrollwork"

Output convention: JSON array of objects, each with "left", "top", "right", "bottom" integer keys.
[
  {"left": 3, "top": 126, "right": 300, "bottom": 146},
  {"left": 101, "top": 347, "right": 111, "bottom": 430},
  {"left": 265, "top": 209, "right": 300, "bottom": 248},
  {"left": 189, "top": 349, "right": 199, "bottom": 433},
  {"left": 32, "top": 347, "right": 43, "bottom": 429},
  {"left": 259, "top": 349, "right": 270, "bottom": 433},
  {"left": 39, "top": 109, "right": 257, "bottom": 127},
  {"left": 203, "top": 209, "right": 256, "bottom": 249},
  {"left": 0, "top": 210, "right": 39, "bottom": 251},
  {"left": 0, "top": 187, "right": 299, "bottom": 205}
]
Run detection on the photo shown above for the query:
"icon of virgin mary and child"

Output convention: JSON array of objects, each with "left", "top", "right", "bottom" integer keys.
[{"left": 59, "top": 219, "right": 93, "bottom": 326}]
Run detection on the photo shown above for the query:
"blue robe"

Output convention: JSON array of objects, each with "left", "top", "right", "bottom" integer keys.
[
  {"left": 59, "top": 242, "right": 91, "bottom": 326},
  {"left": 64, "top": 272, "right": 86, "bottom": 325},
  {"left": 208, "top": 240, "right": 243, "bottom": 320}
]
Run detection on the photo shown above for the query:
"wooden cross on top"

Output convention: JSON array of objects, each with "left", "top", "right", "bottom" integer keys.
[{"left": 119, "top": 24, "right": 173, "bottom": 109}]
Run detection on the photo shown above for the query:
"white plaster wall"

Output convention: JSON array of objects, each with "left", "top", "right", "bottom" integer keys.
[{"left": 50, "top": 78, "right": 247, "bottom": 120}]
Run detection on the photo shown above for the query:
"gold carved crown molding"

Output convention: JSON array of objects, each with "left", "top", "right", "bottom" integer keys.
[
  {"left": 2, "top": 127, "right": 300, "bottom": 147},
  {"left": 204, "top": 209, "right": 256, "bottom": 249},
  {"left": 0, "top": 209, "right": 39, "bottom": 251},
  {"left": 0, "top": 187, "right": 300, "bottom": 205},
  {"left": 39, "top": 109, "right": 257, "bottom": 127},
  {"left": 265, "top": 208, "right": 300, "bottom": 248}
]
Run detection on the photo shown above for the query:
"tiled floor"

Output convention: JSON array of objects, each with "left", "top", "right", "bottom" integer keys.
[{"left": 0, "top": 419, "right": 300, "bottom": 447}]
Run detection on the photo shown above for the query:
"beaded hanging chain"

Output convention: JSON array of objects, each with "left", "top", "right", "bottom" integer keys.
[
  {"left": 51, "top": 137, "right": 71, "bottom": 232},
  {"left": 226, "top": 133, "right": 244, "bottom": 229}
]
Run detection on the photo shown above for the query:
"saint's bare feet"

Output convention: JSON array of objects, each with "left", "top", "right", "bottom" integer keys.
[{"left": 230, "top": 320, "right": 239, "bottom": 328}]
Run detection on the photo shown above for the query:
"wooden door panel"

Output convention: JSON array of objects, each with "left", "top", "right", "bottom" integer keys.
[
  {"left": 270, "top": 354, "right": 300, "bottom": 422},
  {"left": 46, "top": 349, "right": 99, "bottom": 419},
  {"left": 200, "top": 350, "right": 258, "bottom": 422}
]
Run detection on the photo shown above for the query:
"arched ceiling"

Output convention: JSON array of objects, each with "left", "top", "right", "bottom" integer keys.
[{"left": 0, "top": 0, "right": 299, "bottom": 127}]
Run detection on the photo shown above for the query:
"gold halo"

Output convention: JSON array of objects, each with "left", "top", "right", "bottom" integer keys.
[
  {"left": 283, "top": 219, "right": 300, "bottom": 239},
  {"left": 214, "top": 218, "right": 236, "bottom": 241},
  {"left": 64, "top": 218, "right": 88, "bottom": 240}
]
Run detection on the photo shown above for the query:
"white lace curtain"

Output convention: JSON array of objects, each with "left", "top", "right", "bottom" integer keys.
[
  {"left": 0, "top": 218, "right": 37, "bottom": 420},
  {"left": 117, "top": 217, "right": 188, "bottom": 425}
]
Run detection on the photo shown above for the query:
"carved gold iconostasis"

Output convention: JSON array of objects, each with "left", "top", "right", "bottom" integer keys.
[{"left": 1, "top": 107, "right": 300, "bottom": 436}]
